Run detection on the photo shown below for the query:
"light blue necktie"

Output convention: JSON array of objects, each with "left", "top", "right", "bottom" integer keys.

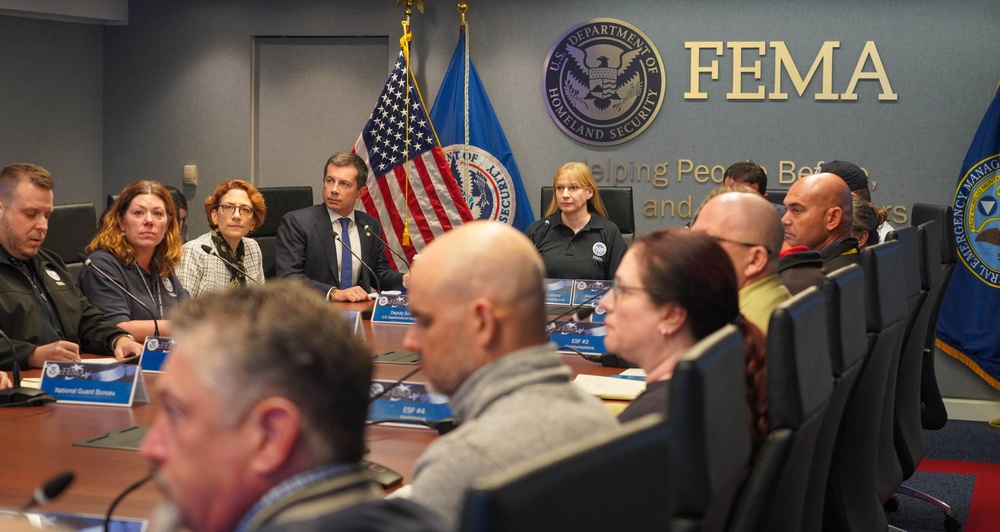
[{"left": 339, "top": 217, "right": 352, "bottom": 289}]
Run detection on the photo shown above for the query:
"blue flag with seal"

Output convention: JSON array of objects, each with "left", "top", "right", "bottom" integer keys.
[
  {"left": 430, "top": 27, "right": 535, "bottom": 231},
  {"left": 937, "top": 83, "right": 1000, "bottom": 389}
]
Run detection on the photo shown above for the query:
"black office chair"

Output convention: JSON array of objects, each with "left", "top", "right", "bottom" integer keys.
[
  {"left": 801, "top": 264, "right": 868, "bottom": 532},
  {"left": 910, "top": 203, "right": 956, "bottom": 430},
  {"left": 875, "top": 227, "right": 925, "bottom": 504},
  {"left": 667, "top": 324, "right": 751, "bottom": 532},
  {"left": 459, "top": 414, "right": 671, "bottom": 532},
  {"left": 883, "top": 221, "right": 960, "bottom": 530},
  {"left": 247, "top": 186, "right": 313, "bottom": 278},
  {"left": 824, "top": 240, "right": 907, "bottom": 532},
  {"left": 540, "top": 186, "right": 636, "bottom": 243},
  {"left": 727, "top": 287, "right": 834, "bottom": 532},
  {"left": 765, "top": 188, "right": 787, "bottom": 206},
  {"left": 44, "top": 203, "right": 98, "bottom": 279}
]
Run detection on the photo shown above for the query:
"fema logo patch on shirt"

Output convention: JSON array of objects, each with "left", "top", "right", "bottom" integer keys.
[
  {"left": 592, "top": 242, "right": 608, "bottom": 257},
  {"left": 954, "top": 154, "right": 1000, "bottom": 287},
  {"left": 162, "top": 277, "right": 176, "bottom": 297},
  {"left": 542, "top": 18, "right": 666, "bottom": 146}
]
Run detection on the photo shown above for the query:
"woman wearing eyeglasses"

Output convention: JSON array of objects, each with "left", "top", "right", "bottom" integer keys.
[
  {"left": 524, "top": 162, "right": 627, "bottom": 280},
  {"left": 79, "top": 180, "right": 189, "bottom": 340},
  {"left": 600, "top": 228, "right": 770, "bottom": 449},
  {"left": 177, "top": 180, "right": 266, "bottom": 299}
]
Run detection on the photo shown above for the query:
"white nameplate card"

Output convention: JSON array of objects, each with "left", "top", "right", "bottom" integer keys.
[
  {"left": 547, "top": 320, "right": 607, "bottom": 355},
  {"left": 368, "top": 380, "right": 452, "bottom": 427},
  {"left": 545, "top": 279, "right": 574, "bottom": 305},
  {"left": 571, "top": 279, "right": 612, "bottom": 305},
  {"left": 40, "top": 361, "right": 148, "bottom": 407},
  {"left": 139, "top": 336, "right": 175, "bottom": 373},
  {"left": 371, "top": 291, "right": 414, "bottom": 324}
]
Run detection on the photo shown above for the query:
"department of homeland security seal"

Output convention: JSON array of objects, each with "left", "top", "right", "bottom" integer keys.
[
  {"left": 954, "top": 154, "right": 1000, "bottom": 287},
  {"left": 542, "top": 19, "right": 665, "bottom": 146},
  {"left": 443, "top": 145, "right": 515, "bottom": 223}
]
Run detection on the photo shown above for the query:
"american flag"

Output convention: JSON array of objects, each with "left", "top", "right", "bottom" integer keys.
[{"left": 354, "top": 51, "right": 473, "bottom": 270}]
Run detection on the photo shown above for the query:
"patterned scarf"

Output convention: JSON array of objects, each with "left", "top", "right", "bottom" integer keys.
[{"left": 211, "top": 229, "right": 246, "bottom": 288}]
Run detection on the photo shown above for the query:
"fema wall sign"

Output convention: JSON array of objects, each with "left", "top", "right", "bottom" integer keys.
[
  {"left": 954, "top": 154, "right": 1000, "bottom": 287},
  {"left": 543, "top": 19, "right": 665, "bottom": 146}
]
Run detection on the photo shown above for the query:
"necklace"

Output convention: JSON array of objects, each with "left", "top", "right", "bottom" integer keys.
[{"left": 135, "top": 264, "right": 163, "bottom": 319}]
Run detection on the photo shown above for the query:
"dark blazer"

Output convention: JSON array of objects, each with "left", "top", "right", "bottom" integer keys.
[{"left": 275, "top": 205, "right": 404, "bottom": 295}]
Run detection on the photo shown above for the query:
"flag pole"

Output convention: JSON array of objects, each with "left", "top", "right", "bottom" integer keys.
[
  {"left": 457, "top": 1, "right": 472, "bottom": 204},
  {"left": 396, "top": 0, "right": 423, "bottom": 245}
]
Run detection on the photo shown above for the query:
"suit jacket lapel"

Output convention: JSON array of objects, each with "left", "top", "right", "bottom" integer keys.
[{"left": 311, "top": 205, "right": 341, "bottom": 287}]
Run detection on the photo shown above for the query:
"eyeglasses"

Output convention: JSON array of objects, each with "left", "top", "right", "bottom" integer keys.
[
  {"left": 707, "top": 234, "right": 773, "bottom": 256},
  {"left": 219, "top": 204, "right": 253, "bottom": 217},
  {"left": 611, "top": 280, "right": 649, "bottom": 300}
]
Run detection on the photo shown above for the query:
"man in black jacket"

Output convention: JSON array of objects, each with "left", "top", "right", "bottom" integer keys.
[
  {"left": 782, "top": 172, "right": 860, "bottom": 273},
  {"left": 0, "top": 163, "right": 143, "bottom": 370}
]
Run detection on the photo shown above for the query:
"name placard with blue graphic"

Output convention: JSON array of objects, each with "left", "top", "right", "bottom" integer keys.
[
  {"left": 571, "top": 280, "right": 612, "bottom": 306},
  {"left": 368, "top": 380, "right": 452, "bottom": 427},
  {"left": 545, "top": 279, "right": 574, "bottom": 305},
  {"left": 40, "top": 361, "right": 148, "bottom": 407},
  {"left": 371, "top": 292, "right": 415, "bottom": 324},
  {"left": 139, "top": 336, "right": 175, "bottom": 373},
  {"left": 547, "top": 320, "right": 607, "bottom": 355}
]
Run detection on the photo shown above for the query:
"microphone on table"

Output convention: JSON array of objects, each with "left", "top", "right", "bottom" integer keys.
[
  {"left": 200, "top": 245, "right": 263, "bottom": 284},
  {"left": 362, "top": 223, "right": 410, "bottom": 271},
  {"left": 544, "top": 287, "right": 609, "bottom": 327},
  {"left": 79, "top": 254, "right": 159, "bottom": 337},
  {"left": 0, "top": 328, "right": 55, "bottom": 407},
  {"left": 543, "top": 287, "right": 636, "bottom": 368},
  {"left": 22, "top": 470, "right": 75, "bottom": 511},
  {"left": 333, "top": 233, "right": 382, "bottom": 294},
  {"left": 104, "top": 471, "right": 155, "bottom": 532}
]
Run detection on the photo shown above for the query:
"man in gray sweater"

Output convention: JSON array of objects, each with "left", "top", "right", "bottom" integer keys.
[{"left": 402, "top": 221, "right": 621, "bottom": 527}]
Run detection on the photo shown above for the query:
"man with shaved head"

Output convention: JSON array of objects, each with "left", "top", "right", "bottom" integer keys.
[
  {"left": 402, "top": 221, "right": 619, "bottom": 526},
  {"left": 782, "top": 173, "right": 860, "bottom": 272},
  {"left": 692, "top": 192, "right": 790, "bottom": 333}
]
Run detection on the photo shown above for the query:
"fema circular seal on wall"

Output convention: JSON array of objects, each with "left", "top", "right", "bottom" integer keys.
[
  {"left": 954, "top": 154, "right": 1000, "bottom": 287},
  {"left": 443, "top": 145, "right": 515, "bottom": 223},
  {"left": 542, "top": 18, "right": 665, "bottom": 146}
]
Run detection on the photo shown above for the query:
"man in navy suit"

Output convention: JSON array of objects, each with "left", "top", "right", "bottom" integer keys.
[{"left": 275, "top": 152, "right": 407, "bottom": 302}]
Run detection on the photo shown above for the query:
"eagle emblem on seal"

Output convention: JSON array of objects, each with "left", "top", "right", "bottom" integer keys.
[{"left": 564, "top": 44, "right": 643, "bottom": 112}]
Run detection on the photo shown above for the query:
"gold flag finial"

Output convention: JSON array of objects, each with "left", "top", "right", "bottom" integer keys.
[
  {"left": 397, "top": 0, "right": 423, "bottom": 40},
  {"left": 396, "top": 0, "right": 424, "bottom": 16},
  {"left": 458, "top": 1, "right": 468, "bottom": 28}
]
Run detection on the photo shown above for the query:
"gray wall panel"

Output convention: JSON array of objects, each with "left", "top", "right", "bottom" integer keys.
[{"left": 0, "top": 16, "right": 103, "bottom": 206}]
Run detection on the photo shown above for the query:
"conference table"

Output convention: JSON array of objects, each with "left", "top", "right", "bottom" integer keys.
[{"left": 0, "top": 301, "right": 624, "bottom": 523}]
